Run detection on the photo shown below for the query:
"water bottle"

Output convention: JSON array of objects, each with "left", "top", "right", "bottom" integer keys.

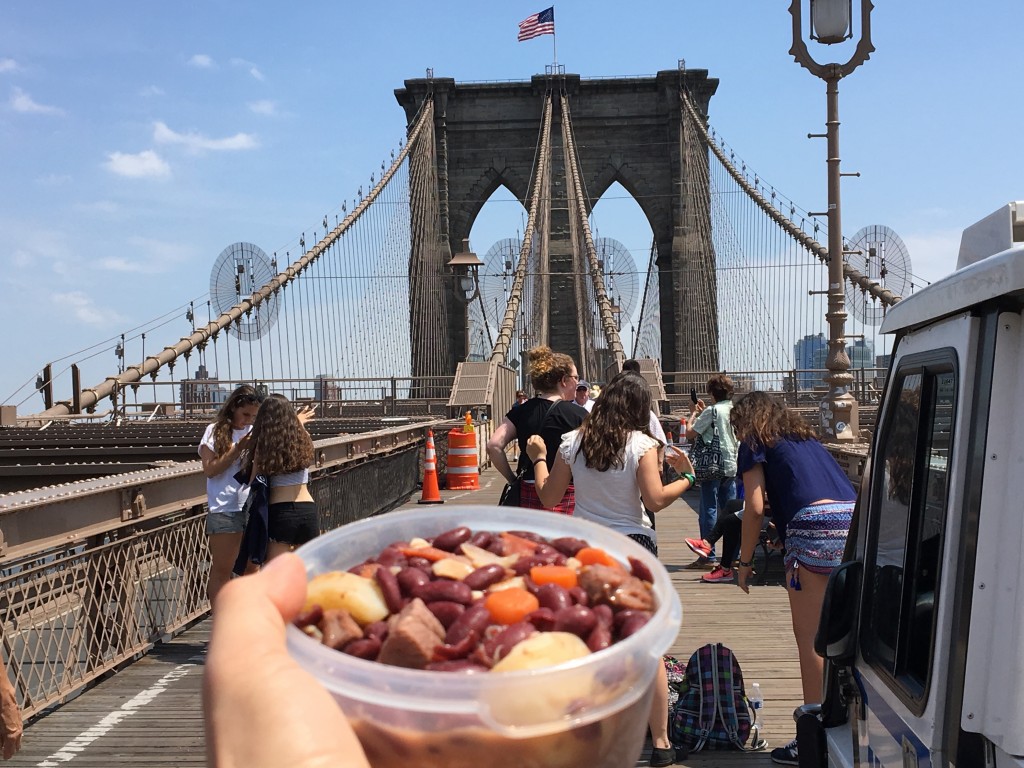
[{"left": 749, "top": 682, "right": 764, "bottom": 731}]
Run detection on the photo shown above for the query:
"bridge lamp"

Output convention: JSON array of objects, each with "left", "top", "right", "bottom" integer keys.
[
  {"left": 447, "top": 239, "right": 485, "bottom": 360},
  {"left": 788, "top": 0, "right": 874, "bottom": 442}
]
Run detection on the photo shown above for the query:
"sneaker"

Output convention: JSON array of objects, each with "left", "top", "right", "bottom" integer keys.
[
  {"left": 701, "top": 566, "right": 735, "bottom": 583},
  {"left": 649, "top": 746, "right": 676, "bottom": 767},
  {"left": 683, "top": 556, "right": 716, "bottom": 570},
  {"left": 684, "top": 537, "right": 712, "bottom": 559},
  {"left": 771, "top": 738, "right": 799, "bottom": 765}
]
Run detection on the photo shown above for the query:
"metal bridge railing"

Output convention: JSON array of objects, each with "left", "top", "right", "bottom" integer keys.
[{"left": 0, "top": 422, "right": 442, "bottom": 720}]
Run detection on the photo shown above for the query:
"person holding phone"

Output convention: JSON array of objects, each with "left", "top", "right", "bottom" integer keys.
[
  {"left": 684, "top": 374, "right": 739, "bottom": 573},
  {"left": 199, "top": 384, "right": 262, "bottom": 604}
]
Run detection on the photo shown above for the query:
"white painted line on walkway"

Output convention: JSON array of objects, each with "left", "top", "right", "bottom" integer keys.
[{"left": 35, "top": 655, "right": 203, "bottom": 766}]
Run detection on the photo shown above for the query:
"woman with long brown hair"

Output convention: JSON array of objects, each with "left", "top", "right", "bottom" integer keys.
[
  {"left": 485, "top": 345, "right": 587, "bottom": 514},
  {"left": 730, "top": 391, "right": 855, "bottom": 766},
  {"left": 198, "top": 384, "right": 262, "bottom": 603},
  {"left": 526, "top": 370, "right": 695, "bottom": 767},
  {"left": 241, "top": 394, "right": 318, "bottom": 562}
]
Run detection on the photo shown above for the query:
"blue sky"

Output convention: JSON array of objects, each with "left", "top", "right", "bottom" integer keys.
[{"left": 2, "top": 2, "right": 1022, "bottom": 411}]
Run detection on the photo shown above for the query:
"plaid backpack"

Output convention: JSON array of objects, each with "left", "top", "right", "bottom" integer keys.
[{"left": 668, "top": 643, "right": 766, "bottom": 753}]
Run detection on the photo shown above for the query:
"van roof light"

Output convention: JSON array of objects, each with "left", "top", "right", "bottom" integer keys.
[{"left": 956, "top": 201, "right": 1024, "bottom": 270}]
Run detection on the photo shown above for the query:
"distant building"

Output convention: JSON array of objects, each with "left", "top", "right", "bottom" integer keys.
[
  {"left": 847, "top": 338, "right": 875, "bottom": 370},
  {"left": 794, "top": 333, "right": 827, "bottom": 390},
  {"left": 180, "top": 364, "right": 228, "bottom": 414}
]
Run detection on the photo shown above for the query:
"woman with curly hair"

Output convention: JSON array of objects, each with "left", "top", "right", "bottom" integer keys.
[
  {"left": 526, "top": 370, "right": 695, "bottom": 767},
  {"left": 199, "top": 384, "right": 262, "bottom": 603},
  {"left": 241, "top": 394, "right": 318, "bottom": 562},
  {"left": 486, "top": 345, "right": 587, "bottom": 514},
  {"left": 730, "top": 391, "right": 855, "bottom": 766}
]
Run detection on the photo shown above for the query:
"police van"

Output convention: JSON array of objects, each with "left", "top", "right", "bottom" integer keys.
[{"left": 803, "top": 202, "right": 1024, "bottom": 767}]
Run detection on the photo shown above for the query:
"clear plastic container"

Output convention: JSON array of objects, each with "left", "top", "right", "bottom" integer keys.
[{"left": 287, "top": 505, "right": 682, "bottom": 768}]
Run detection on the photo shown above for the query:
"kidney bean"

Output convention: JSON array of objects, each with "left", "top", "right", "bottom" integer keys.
[
  {"left": 568, "top": 586, "right": 589, "bottom": 606},
  {"left": 485, "top": 538, "right": 506, "bottom": 556},
  {"left": 343, "top": 637, "right": 382, "bottom": 660},
  {"left": 374, "top": 566, "right": 404, "bottom": 614},
  {"left": 363, "top": 621, "right": 390, "bottom": 642},
  {"left": 479, "top": 621, "right": 536, "bottom": 666},
  {"left": 396, "top": 567, "right": 431, "bottom": 597},
  {"left": 414, "top": 579, "right": 473, "bottom": 606},
  {"left": 445, "top": 603, "right": 492, "bottom": 645},
  {"left": 463, "top": 563, "right": 507, "bottom": 591},
  {"left": 512, "top": 552, "right": 562, "bottom": 575},
  {"left": 507, "top": 529, "right": 548, "bottom": 545},
  {"left": 536, "top": 583, "right": 572, "bottom": 612},
  {"left": 432, "top": 526, "right": 472, "bottom": 552},
  {"left": 468, "top": 530, "right": 494, "bottom": 549},
  {"left": 293, "top": 604, "right": 323, "bottom": 628},
  {"left": 426, "top": 600, "right": 466, "bottom": 629},
  {"left": 550, "top": 536, "right": 588, "bottom": 557},
  {"left": 617, "top": 612, "right": 651, "bottom": 639},
  {"left": 376, "top": 546, "right": 408, "bottom": 568},
  {"left": 525, "top": 607, "right": 556, "bottom": 632},
  {"left": 426, "top": 659, "right": 489, "bottom": 673},
  {"left": 586, "top": 623, "right": 612, "bottom": 653},
  {"left": 552, "top": 605, "right": 598, "bottom": 638},
  {"left": 592, "top": 603, "right": 614, "bottom": 628},
  {"left": 628, "top": 555, "right": 654, "bottom": 583},
  {"left": 432, "top": 631, "right": 478, "bottom": 661},
  {"left": 407, "top": 556, "right": 432, "bottom": 570},
  {"left": 613, "top": 609, "right": 651, "bottom": 631},
  {"left": 533, "top": 543, "right": 567, "bottom": 565}
]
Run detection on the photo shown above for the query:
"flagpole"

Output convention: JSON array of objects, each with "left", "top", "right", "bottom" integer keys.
[{"left": 553, "top": 28, "right": 557, "bottom": 68}]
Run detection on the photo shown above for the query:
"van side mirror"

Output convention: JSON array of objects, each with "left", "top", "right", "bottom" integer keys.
[{"left": 814, "top": 560, "right": 863, "bottom": 664}]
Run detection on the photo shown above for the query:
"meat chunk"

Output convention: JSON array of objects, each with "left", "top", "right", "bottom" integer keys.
[
  {"left": 378, "top": 597, "right": 446, "bottom": 669},
  {"left": 320, "top": 608, "right": 364, "bottom": 651},
  {"left": 578, "top": 564, "right": 655, "bottom": 612}
]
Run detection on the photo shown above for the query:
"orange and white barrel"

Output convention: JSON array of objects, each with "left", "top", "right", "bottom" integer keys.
[{"left": 446, "top": 427, "right": 479, "bottom": 490}]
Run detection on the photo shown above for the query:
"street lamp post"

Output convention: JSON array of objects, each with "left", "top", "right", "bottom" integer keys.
[
  {"left": 789, "top": 0, "right": 873, "bottom": 442},
  {"left": 447, "top": 238, "right": 485, "bottom": 362}
]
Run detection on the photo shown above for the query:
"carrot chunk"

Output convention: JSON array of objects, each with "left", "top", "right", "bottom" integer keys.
[
  {"left": 529, "top": 564, "right": 579, "bottom": 590},
  {"left": 575, "top": 547, "right": 620, "bottom": 568},
  {"left": 484, "top": 587, "right": 540, "bottom": 625}
]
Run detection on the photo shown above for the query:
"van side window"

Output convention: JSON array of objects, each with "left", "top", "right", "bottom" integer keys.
[{"left": 862, "top": 366, "right": 954, "bottom": 706}]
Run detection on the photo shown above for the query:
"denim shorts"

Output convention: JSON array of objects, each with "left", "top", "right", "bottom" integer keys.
[
  {"left": 267, "top": 501, "right": 319, "bottom": 547},
  {"left": 206, "top": 508, "right": 247, "bottom": 535}
]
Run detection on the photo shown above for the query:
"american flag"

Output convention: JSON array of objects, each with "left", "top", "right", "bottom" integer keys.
[{"left": 518, "top": 7, "right": 555, "bottom": 42}]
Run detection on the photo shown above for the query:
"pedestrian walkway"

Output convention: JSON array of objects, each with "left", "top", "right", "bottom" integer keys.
[{"left": 7, "top": 467, "right": 801, "bottom": 767}]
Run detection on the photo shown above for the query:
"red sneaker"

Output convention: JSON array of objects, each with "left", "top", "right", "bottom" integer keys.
[
  {"left": 701, "top": 566, "right": 735, "bottom": 584},
  {"left": 684, "top": 537, "right": 712, "bottom": 559}
]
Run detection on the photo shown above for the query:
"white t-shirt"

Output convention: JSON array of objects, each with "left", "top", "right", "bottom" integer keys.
[
  {"left": 559, "top": 429, "right": 659, "bottom": 539},
  {"left": 199, "top": 423, "right": 252, "bottom": 515}
]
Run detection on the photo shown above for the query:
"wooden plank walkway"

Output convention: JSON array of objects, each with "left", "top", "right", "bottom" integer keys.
[{"left": 7, "top": 467, "right": 801, "bottom": 766}]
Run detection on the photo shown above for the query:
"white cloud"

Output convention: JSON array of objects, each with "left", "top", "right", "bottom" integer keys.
[
  {"left": 10, "top": 86, "right": 64, "bottom": 116},
  {"left": 52, "top": 291, "right": 126, "bottom": 327},
  {"left": 231, "top": 57, "right": 264, "bottom": 81},
  {"left": 0, "top": 58, "right": 18, "bottom": 73},
  {"left": 248, "top": 100, "right": 277, "bottom": 116},
  {"left": 105, "top": 150, "right": 171, "bottom": 178},
  {"left": 140, "top": 85, "right": 165, "bottom": 97},
  {"left": 98, "top": 236, "right": 191, "bottom": 273},
  {"left": 152, "top": 120, "right": 258, "bottom": 152},
  {"left": 188, "top": 54, "right": 214, "bottom": 68}
]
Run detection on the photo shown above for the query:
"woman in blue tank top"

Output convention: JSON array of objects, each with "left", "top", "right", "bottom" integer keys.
[{"left": 730, "top": 391, "right": 855, "bottom": 766}]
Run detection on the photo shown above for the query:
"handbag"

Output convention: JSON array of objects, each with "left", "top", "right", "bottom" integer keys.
[
  {"left": 499, "top": 399, "right": 560, "bottom": 507},
  {"left": 498, "top": 466, "right": 527, "bottom": 507},
  {"left": 689, "top": 406, "right": 724, "bottom": 482}
]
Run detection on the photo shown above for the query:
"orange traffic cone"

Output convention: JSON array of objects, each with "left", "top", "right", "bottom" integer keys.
[{"left": 418, "top": 430, "right": 444, "bottom": 504}]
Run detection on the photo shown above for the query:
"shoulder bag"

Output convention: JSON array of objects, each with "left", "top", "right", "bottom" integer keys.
[{"left": 689, "top": 405, "right": 724, "bottom": 483}]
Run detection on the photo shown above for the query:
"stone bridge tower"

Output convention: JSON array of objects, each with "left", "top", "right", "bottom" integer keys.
[{"left": 395, "top": 68, "right": 719, "bottom": 383}]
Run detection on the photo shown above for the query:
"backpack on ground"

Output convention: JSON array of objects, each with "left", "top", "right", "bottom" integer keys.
[{"left": 668, "top": 643, "right": 767, "bottom": 753}]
